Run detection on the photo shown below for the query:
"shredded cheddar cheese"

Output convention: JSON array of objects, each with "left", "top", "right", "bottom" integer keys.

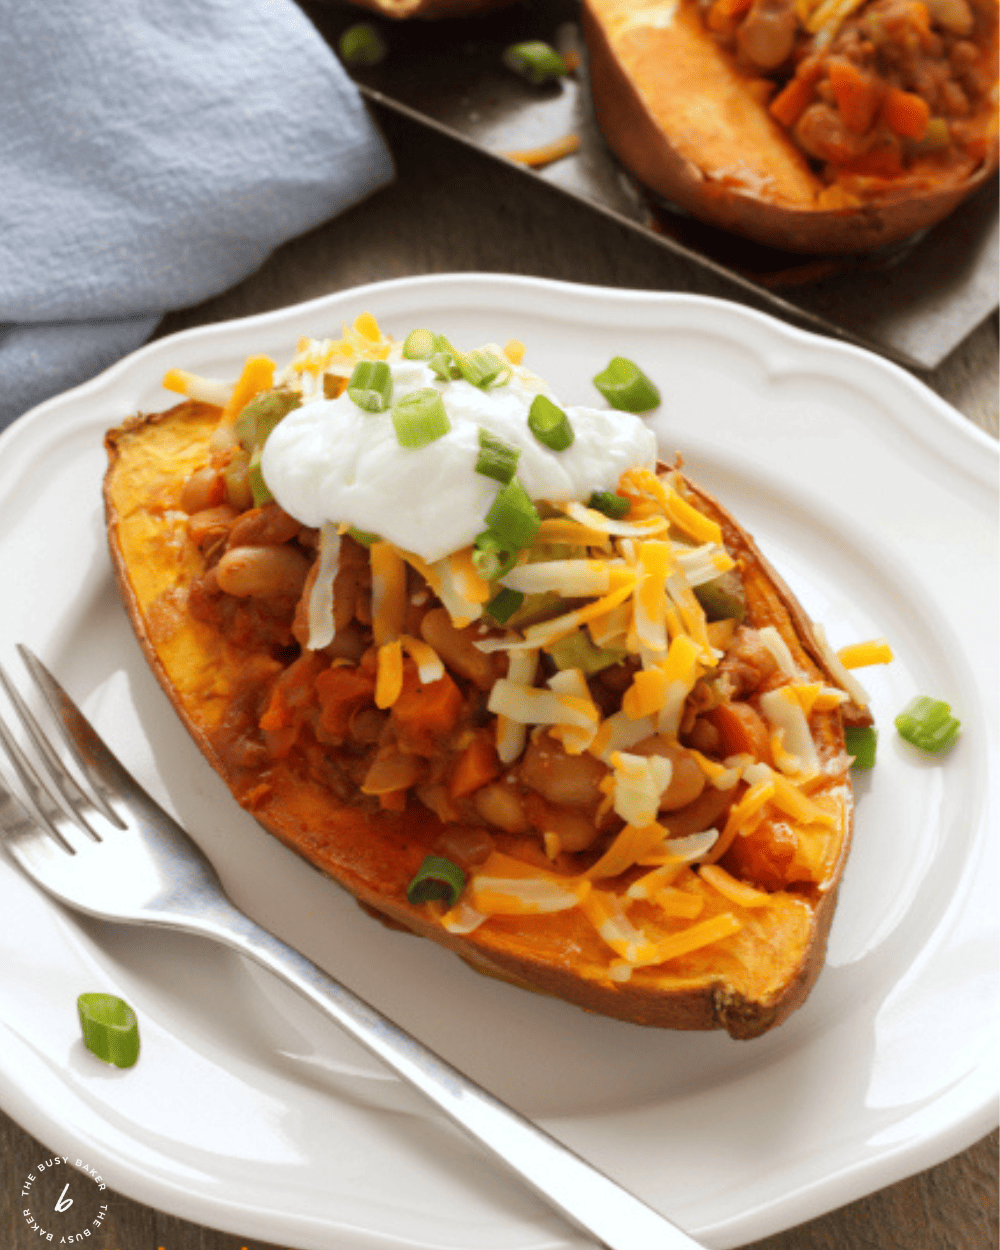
[
  {"left": 370, "top": 543, "right": 407, "bottom": 646},
  {"left": 220, "top": 356, "right": 275, "bottom": 426},
  {"left": 375, "top": 640, "right": 403, "bottom": 709},
  {"left": 837, "top": 638, "right": 894, "bottom": 668}
]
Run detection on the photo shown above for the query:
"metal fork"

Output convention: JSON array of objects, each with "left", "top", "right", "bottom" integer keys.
[{"left": 0, "top": 645, "right": 704, "bottom": 1250}]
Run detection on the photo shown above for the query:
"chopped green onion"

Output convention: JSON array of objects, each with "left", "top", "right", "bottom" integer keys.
[
  {"left": 503, "top": 40, "right": 567, "bottom": 85},
  {"left": 455, "top": 348, "right": 509, "bottom": 389},
  {"left": 348, "top": 525, "right": 381, "bottom": 546},
  {"left": 403, "top": 328, "right": 438, "bottom": 361},
  {"left": 844, "top": 725, "right": 878, "bottom": 769},
  {"left": 485, "top": 476, "right": 541, "bottom": 549},
  {"left": 77, "top": 993, "right": 140, "bottom": 1068},
  {"left": 528, "top": 394, "right": 575, "bottom": 452},
  {"left": 234, "top": 388, "right": 300, "bottom": 451},
  {"left": 347, "top": 360, "right": 393, "bottom": 413},
  {"left": 473, "top": 529, "right": 519, "bottom": 581},
  {"left": 248, "top": 446, "right": 273, "bottom": 507},
  {"left": 429, "top": 350, "right": 456, "bottom": 381},
  {"left": 592, "top": 357, "right": 660, "bottom": 413},
  {"left": 486, "top": 587, "right": 525, "bottom": 623},
  {"left": 476, "top": 428, "right": 521, "bottom": 484},
  {"left": 392, "top": 388, "right": 451, "bottom": 448},
  {"left": 406, "top": 855, "right": 466, "bottom": 907},
  {"left": 895, "top": 696, "right": 960, "bottom": 753},
  {"left": 338, "top": 22, "right": 387, "bottom": 67},
  {"left": 587, "top": 490, "right": 630, "bottom": 520}
]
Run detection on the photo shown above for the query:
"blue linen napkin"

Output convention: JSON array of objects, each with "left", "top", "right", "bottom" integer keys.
[{"left": 0, "top": 0, "right": 395, "bottom": 433}]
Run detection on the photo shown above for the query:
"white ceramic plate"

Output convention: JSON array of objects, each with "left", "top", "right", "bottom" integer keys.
[{"left": 0, "top": 275, "right": 996, "bottom": 1250}]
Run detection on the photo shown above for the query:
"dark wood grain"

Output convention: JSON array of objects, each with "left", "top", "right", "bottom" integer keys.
[{"left": 1, "top": 100, "right": 996, "bottom": 1250}]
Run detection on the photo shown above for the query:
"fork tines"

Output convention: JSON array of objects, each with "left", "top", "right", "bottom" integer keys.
[{"left": 0, "top": 649, "right": 122, "bottom": 851}]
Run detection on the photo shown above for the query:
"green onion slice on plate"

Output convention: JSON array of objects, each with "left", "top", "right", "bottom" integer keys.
[
  {"left": 392, "top": 388, "right": 450, "bottom": 448},
  {"left": 592, "top": 357, "right": 660, "bottom": 413},
  {"left": 502, "top": 40, "right": 567, "bottom": 85},
  {"left": 895, "top": 696, "right": 960, "bottom": 753},
  {"left": 406, "top": 855, "right": 466, "bottom": 907},
  {"left": 338, "top": 22, "right": 388, "bottom": 67},
  {"left": 77, "top": 993, "right": 140, "bottom": 1068},
  {"left": 528, "top": 394, "right": 575, "bottom": 451}
]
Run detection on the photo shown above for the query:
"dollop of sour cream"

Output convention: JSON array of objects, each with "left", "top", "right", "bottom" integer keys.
[{"left": 261, "top": 356, "right": 658, "bottom": 562}]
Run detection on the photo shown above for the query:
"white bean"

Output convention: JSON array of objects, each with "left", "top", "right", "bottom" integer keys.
[{"left": 215, "top": 545, "right": 310, "bottom": 598}]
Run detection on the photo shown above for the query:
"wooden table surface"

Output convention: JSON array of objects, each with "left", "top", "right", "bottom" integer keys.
[{"left": 1, "top": 99, "right": 997, "bottom": 1250}]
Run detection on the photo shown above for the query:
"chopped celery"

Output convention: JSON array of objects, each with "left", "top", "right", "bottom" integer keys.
[
  {"left": 547, "top": 630, "right": 625, "bottom": 675},
  {"left": 844, "top": 725, "right": 877, "bottom": 769}
]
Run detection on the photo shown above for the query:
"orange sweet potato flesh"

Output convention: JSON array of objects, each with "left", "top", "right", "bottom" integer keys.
[
  {"left": 582, "top": 0, "right": 998, "bottom": 254},
  {"left": 105, "top": 401, "right": 860, "bottom": 1038}
]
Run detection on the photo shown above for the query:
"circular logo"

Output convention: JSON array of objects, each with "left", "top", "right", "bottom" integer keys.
[{"left": 18, "top": 1156, "right": 107, "bottom": 1244}]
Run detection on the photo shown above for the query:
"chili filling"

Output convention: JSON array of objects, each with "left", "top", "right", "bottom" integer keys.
[
  {"left": 176, "top": 452, "right": 862, "bottom": 902},
  {"left": 701, "top": 0, "right": 998, "bottom": 199}
]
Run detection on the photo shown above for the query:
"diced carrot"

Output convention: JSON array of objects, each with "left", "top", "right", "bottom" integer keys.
[
  {"left": 707, "top": 701, "right": 772, "bottom": 762},
  {"left": 391, "top": 662, "right": 464, "bottom": 754},
  {"left": 261, "top": 725, "right": 298, "bottom": 759},
  {"left": 827, "top": 59, "right": 883, "bottom": 133},
  {"left": 260, "top": 654, "right": 323, "bottom": 730},
  {"left": 839, "top": 135, "right": 905, "bottom": 177},
  {"left": 769, "top": 59, "right": 824, "bottom": 129},
  {"left": 315, "top": 664, "right": 377, "bottom": 739},
  {"left": 449, "top": 730, "right": 503, "bottom": 799},
  {"left": 770, "top": 77, "right": 816, "bottom": 129},
  {"left": 259, "top": 653, "right": 326, "bottom": 758},
  {"left": 881, "top": 87, "right": 930, "bottom": 140}
]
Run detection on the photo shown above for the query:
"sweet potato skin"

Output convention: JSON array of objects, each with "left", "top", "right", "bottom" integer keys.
[
  {"left": 104, "top": 401, "right": 857, "bottom": 1038},
  {"left": 582, "top": 0, "right": 998, "bottom": 254}
]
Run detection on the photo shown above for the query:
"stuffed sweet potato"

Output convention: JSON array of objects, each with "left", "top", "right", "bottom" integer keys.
[
  {"left": 582, "top": 0, "right": 998, "bottom": 254},
  {"left": 104, "top": 315, "right": 881, "bottom": 1039}
]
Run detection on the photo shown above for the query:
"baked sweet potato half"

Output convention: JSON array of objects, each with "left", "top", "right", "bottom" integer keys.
[
  {"left": 104, "top": 317, "right": 879, "bottom": 1038},
  {"left": 582, "top": 0, "right": 998, "bottom": 253}
]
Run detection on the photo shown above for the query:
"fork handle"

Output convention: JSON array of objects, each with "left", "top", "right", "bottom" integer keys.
[{"left": 194, "top": 899, "right": 702, "bottom": 1250}]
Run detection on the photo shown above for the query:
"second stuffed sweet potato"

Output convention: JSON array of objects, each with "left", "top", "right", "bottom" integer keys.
[{"left": 582, "top": 0, "right": 998, "bottom": 253}]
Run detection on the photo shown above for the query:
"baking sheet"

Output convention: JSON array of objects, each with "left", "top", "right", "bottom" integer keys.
[{"left": 300, "top": 0, "right": 999, "bottom": 371}]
